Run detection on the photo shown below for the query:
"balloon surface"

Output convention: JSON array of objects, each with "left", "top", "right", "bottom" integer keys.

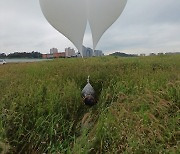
[
  {"left": 87, "top": 0, "right": 128, "bottom": 50},
  {"left": 39, "top": 0, "right": 87, "bottom": 55},
  {"left": 39, "top": 0, "right": 128, "bottom": 54}
]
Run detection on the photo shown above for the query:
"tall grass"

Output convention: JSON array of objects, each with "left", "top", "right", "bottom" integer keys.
[{"left": 0, "top": 55, "right": 179, "bottom": 153}]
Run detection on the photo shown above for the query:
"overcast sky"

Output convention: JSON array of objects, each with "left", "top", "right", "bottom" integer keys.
[{"left": 0, "top": 0, "right": 180, "bottom": 55}]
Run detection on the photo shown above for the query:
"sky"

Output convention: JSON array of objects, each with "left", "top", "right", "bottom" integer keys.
[{"left": 0, "top": 0, "right": 180, "bottom": 55}]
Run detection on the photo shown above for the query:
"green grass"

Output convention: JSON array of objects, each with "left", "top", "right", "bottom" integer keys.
[{"left": 0, "top": 55, "right": 179, "bottom": 153}]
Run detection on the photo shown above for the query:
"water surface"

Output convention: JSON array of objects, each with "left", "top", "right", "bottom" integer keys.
[{"left": 4, "top": 59, "right": 51, "bottom": 63}]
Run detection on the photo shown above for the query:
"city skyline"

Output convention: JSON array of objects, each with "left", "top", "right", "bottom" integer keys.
[{"left": 0, "top": 0, "right": 180, "bottom": 55}]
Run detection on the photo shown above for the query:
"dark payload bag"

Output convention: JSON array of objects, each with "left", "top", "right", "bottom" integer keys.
[{"left": 81, "top": 76, "right": 96, "bottom": 106}]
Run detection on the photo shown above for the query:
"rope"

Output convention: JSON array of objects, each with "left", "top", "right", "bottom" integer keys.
[{"left": 87, "top": 75, "right": 90, "bottom": 83}]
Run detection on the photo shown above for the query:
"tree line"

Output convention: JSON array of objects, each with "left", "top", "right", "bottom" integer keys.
[
  {"left": 109, "top": 52, "right": 138, "bottom": 57},
  {"left": 0, "top": 51, "right": 42, "bottom": 59}
]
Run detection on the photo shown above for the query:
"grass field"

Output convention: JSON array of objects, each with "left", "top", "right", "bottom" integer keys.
[{"left": 0, "top": 55, "right": 179, "bottom": 153}]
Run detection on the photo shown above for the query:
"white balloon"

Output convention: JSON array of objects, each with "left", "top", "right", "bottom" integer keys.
[
  {"left": 87, "top": 0, "right": 128, "bottom": 50},
  {"left": 39, "top": 0, "right": 128, "bottom": 54},
  {"left": 39, "top": 0, "right": 87, "bottom": 55}
]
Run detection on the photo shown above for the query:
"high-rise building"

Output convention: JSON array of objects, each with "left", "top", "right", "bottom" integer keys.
[
  {"left": 86, "top": 48, "right": 94, "bottom": 57},
  {"left": 50, "top": 48, "right": 58, "bottom": 54},
  {"left": 65, "top": 47, "right": 75, "bottom": 57},
  {"left": 82, "top": 46, "right": 93, "bottom": 57},
  {"left": 81, "top": 46, "right": 103, "bottom": 57},
  {"left": 94, "top": 50, "right": 103, "bottom": 57},
  {"left": 82, "top": 46, "right": 87, "bottom": 57}
]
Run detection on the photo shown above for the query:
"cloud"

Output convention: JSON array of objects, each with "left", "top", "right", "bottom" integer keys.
[
  {"left": 96, "top": 0, "right": 180, "bottom": 53},
  {"left": 0, "top": 0, "right": 180, "bottom": 54}
]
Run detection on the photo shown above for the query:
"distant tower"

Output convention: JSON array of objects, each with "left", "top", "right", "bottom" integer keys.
[
  {"left": 50, "top": 48, "right": 58, "bottom": 54},
  {"left": 82, "top": 46, "right": 87, "bottom": 57},
  {"left": 86, "top": 48, "right": 93, "bottom": 57},
  {"left": 65, "top": 47, "right": 75, "bottom": 57},
  {"left": 81, "top": 46, "right": 93, "bottom": 57},
  {"left": 94, "top": 50, "right": 103, "bottom": 57}
]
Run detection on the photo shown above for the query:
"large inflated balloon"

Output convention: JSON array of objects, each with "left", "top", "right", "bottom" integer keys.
[
  {"left": 87, "top": 0, "right": 128, "bottom": 50},
  {"left": 39, "top": 0, "right": 128, "bottom": 54},
  {"left": 39, "top": 0, "right": 87, "bottom": 55}
]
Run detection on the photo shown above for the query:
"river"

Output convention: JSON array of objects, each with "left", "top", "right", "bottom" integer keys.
[{"left": 3, "top": 59, "right": 51, "bottom": 63}]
